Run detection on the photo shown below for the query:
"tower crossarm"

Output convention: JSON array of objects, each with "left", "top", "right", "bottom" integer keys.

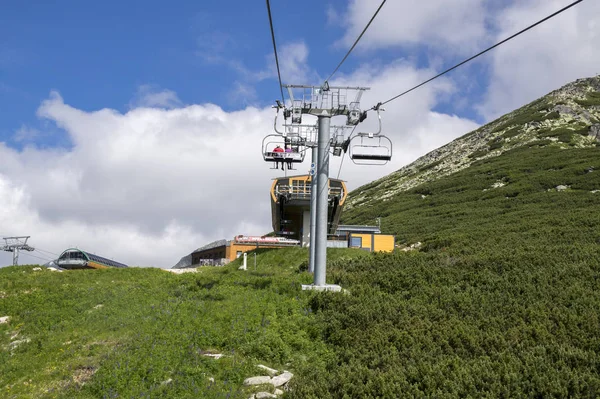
[{"left": 283, "top": 84, "right": 369, "bottom": 117}]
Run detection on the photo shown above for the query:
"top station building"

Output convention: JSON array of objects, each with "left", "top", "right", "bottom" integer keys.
[{"left": 185, "top": 174, "right": 394, "bottom": 268}]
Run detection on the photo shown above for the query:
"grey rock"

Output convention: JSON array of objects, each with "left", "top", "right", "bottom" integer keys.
[
  {"left": 255, "top": 393, "right": 277, "bottom": 399},
  {"left": 556, "top": 185, "right": 569, "bottom": 191},
  {"left": 257, "top": 364, "right": 279, "bottom": 376},
  {"left": 274, "top": 388, "right": 284, "bottom": 396},
  {"left": 243, "top": 376, "right": 272, "bottom": 386},
  {"left": 552, "top": 104, "right": 576, "bottom": 116},
  {"left": 271, "top": 371, "right": 293, "bottom": 387},
  {"left": 203, "top": 353, "right": 223, "bottom": 359},
  {"left": 0, "top": 316, "right": 9, "bottom": 324}
]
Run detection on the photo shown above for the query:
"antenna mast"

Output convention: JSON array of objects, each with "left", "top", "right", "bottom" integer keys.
[{"left": 2, "top": 236, "right": 35, "bottom": 266}]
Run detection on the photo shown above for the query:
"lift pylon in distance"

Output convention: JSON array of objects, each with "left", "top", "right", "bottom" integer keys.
[
  {"left": 2, "top": 236, "right": 35, "bottom": 266},
  {"left": 277, "top": 83, "right": 370, "bottom": 293}
]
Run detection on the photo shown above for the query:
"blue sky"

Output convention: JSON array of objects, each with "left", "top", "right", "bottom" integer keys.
[
  {"left": 0, "top": 0, "right": 488, "bottom": 149},
  {"left": 1, "top": 0, "right": 598, "bottom": 267}
]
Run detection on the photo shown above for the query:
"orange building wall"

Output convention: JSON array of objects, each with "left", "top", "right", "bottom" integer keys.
[
  {"left": 226, "top": 243, "right": 297, "bottom": 261},
  {"left": 349, "top": 233, "right": 395, "bottom": 252},
  {"left": 373, "top": 235, "right": 395, "bottom": 252}
]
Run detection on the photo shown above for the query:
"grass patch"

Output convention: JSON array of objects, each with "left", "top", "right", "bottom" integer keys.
[
  {"left": 0, "top": 249, "right": 366, "bottom": 398},
  {"left": 501, "top": 126, "right": 522, "bottom": 139}
]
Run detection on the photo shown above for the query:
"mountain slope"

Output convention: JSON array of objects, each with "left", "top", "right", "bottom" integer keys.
[
  {"left": 289, "top": 77, "right": 600, "bottom": 397},
  {"left": 345, "top": 76, "right": 600, "bottom": 212},
  {"left": 2, "top": 77, "right": 600, "bottom": 399}
]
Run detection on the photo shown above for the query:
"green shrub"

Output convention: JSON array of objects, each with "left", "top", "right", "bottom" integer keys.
[{"left": 574, "top": 91, "right": 600, "bottom": 106}]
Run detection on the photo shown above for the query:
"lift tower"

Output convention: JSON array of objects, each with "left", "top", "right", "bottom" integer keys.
[
  {"left": 2, "top": 236, "right": 35, "bottom": 266},
  {"left": 283, "top": 83, "right": 369, "bottom": 291}
]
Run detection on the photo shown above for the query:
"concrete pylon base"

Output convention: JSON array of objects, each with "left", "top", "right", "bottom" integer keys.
[{"left": 301, "top": 284, "right": 342, "bottom": 292}]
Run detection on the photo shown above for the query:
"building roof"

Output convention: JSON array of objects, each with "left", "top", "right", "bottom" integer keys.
[
  {"left": 336, "top": 225, "right": 381, "bottom": 234},
  {"left": 192, "top": 239, "right": 228, "bottom": 254}
]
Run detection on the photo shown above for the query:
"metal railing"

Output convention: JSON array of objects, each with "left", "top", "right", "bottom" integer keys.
[
  {"left": 193, "top": 258, "right": 229, "bottom": 266},
  {"left": 274, "top": 184, "right": 344, "bottom": 201}
]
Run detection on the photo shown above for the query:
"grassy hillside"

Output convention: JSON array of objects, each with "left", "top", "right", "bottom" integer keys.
[
  {"left": 295, "top": 145, "right": 600, "bottom": 397},
  {"left": 0, "top": 249, "right": 366, "bottom": 399},
  {"left": 3, "top": 145, "right": 600, "bottom": 398},
  {"left": 2, "top": 77, "right": 600, "bottom": 397},
  {"left": 343, "top": 145, "right": 600, "bottom": 255}
]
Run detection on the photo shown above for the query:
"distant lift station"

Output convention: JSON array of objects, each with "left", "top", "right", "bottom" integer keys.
[
  {"left": 56, "top": 249, "right": 128, "bottom": 270},
  {"left": 270, "top": 174, "right": 347, "bottom": 246}
]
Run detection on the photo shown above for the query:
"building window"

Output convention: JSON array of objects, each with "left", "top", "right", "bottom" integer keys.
[
  {"left": 350, "top": 237, "right": 362, "bottom": 248},
  {"left": 236, "top": 251, "right": 243, "bottom": 258}
]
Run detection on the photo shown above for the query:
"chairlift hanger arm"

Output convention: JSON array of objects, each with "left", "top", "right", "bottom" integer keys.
[{"left": 351, "top": 108, "right": 383, "bottom": 140}]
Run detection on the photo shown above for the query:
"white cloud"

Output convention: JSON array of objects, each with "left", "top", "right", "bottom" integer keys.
[
  {"left": 278, "top": 41, "right": 318, "bottom": 84},
  {"left": 0, "top": 58, "right": 479, "bottom": 268},
  {"left": 13, "top": 125, "right": 41, "bottom": 142},
  {"left": 337, "top": 0, "right": 489, "bottom": 53},
  {"left": 227, "top": 81, "right": 259, "bottom": 107},
  {"left": 480, "top": 0, "right": 600, "bottom": 119},
  {"left": 0, "top": 93, "right": 279, "bottom": 267},
  {"left": 131, "top": 85, "right": 183, "bottom": 109}
]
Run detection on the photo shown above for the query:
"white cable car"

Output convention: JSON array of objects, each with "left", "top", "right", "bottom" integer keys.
[{"left": 262, "top": 134, "right": 305, "bottom": 169}]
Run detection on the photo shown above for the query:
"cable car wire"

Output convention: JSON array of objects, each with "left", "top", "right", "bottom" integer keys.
[
  {"left": 35, "top": 248, "right": 59, "bottom": 257},
  {"left": 336, "top": 152, "right": 346, "bottom": 179},
  {"left": 370, "top": 0, "right": 584, "bottom": 110},
  {"left": 336, "top": 124, "right": 358, "bottom": 179},
  {"left": 325, "top": 0, "right": 387, "bottom": 84},
  {"left": 266, "top": 0, "right": 286, "bottom": 104},
  {"left": 20, "top": 252, "right": 53, "bottom": 263}
]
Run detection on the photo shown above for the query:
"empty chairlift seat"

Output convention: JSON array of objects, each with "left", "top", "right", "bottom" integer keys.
[{"left": 349, "top": 133, "right": 393, "bottom": 164}]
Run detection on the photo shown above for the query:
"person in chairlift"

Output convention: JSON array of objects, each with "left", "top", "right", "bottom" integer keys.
[
  {"left": 273, "top": 145, "right": 284, "bottom": 170},
  {"left": 284, "top": 145, "right": 293, "bottom": 170}
]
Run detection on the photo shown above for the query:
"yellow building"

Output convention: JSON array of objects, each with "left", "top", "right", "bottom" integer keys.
[
  {"left": 335, "top": 225, "right": 395, "bottom": 252},
  {"left": 348, "top": 233, "right": 395, "bottom": 252}
]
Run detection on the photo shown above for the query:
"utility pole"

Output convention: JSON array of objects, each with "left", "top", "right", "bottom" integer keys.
[
  {"left": 2, "top": 236, "right": 35, "bottom": 266},
  {"left": 282, "top": 84, "right": 369, "bottom": 291}
]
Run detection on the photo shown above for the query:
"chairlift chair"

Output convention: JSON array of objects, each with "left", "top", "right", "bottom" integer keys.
[
  {"left": 348, "top": 133, "right": 393, "bottom": 165},
  {"left": 262, "top": 134, "right": 305, "bottom": 169},
  {"left": 343, "top": 108, "right": 392, "bottom": 165}
]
